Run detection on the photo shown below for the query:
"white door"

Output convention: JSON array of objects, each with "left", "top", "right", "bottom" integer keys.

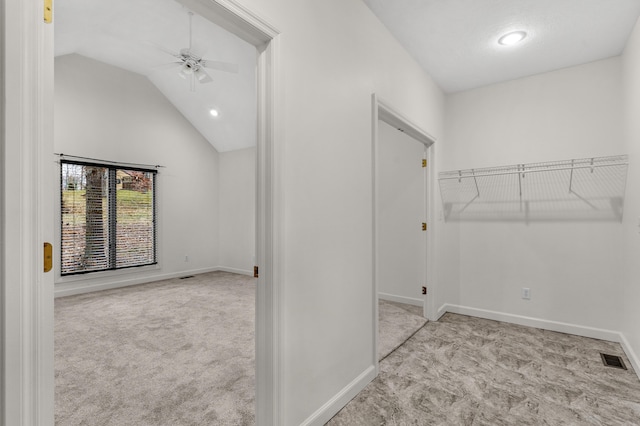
[{"left": 377, "top": 120, "right": 427, "bottom": 308}]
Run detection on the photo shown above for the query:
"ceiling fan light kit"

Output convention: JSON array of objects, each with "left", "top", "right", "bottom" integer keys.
[{"left": 155, "top": 10, "right": 239, "bottom": 91}]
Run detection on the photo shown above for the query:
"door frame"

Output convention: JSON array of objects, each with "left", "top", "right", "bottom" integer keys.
[
  {"left": 2, "top": 0, "right": 56, "bottom": 423},
  {"left": 371, "top": 94, "right": 437, "bottom": 372},
  {"left": 1, "top": 0, "right": 284, "bottom": 424}
]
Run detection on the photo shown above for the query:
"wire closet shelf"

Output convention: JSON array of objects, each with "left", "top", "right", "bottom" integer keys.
[{"left": 438, "top": 155, "right": 628, "bottom": 222}]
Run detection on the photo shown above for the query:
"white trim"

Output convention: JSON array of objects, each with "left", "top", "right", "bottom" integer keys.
[
  {"left": 254, "top": 30, "right": 284, "bottom": 426},
  {"left": 378, "top": 292, "right": 423, "bottom": 307},
  {"left": 619, "top": 333, "right": 640, "bottom": 379},
  {"left": 0, "top": 0, "right": 5, "bottom": 420},
  {"left": 54, "top": 266, "right": 254, "bottom": 298},
  {"left": 7, "top": 0, "right": 283, "bottom": 424},
  {"left": 216, "top": 266, "right": 255, "bottom": 276},
  {"left": 55, "top": 264, "right": 161, "bottom": 285},
  {"left": 424, "top": 144, "right": 438, "bottom": 322},
  {"left": 434, "top": 306, "right": 448, "bottom": 322},
  {"left": 371, "top": 96, "right": 380, "bottom": 375},
  {"left": 2, "top": 0, "right": 56, "bottom": 423},
  {"left": 54, "top": 267, "right": 220, "bottom": 298},
  {"left": 437, "top": 304, "right": 640, "bottom": 380},
  {"left": 176, "top": 2, "right": 285, "bottom": 425},
  {"left": 438, "top": 303, "right": 620, "bottom": 342},
  {"left": 299, "top": 365, "right": 377, "bottom": 426},
  {"left": 371, "top": 93, "right": 438, "bottom": 377},
  {"left": 179, "top": 0, "right": 278, "bottom": 45},
  {"left": 377, "top": 99, "right": 437, "bottom": 146}
]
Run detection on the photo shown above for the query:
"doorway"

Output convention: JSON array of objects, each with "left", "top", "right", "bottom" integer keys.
[
  {"left": 372, "top": 94, "right": 436, "bottom": 370},
  {"left": 377, "top": 120, "right": 427, "bottom": 306},
  {"left": 1, "top": 0, "right": 281, "bottom": 423}
]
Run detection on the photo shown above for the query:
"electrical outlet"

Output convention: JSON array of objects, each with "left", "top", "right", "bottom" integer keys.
[{"left": 522, "top": 287, "right": 531, "bottom": 300}]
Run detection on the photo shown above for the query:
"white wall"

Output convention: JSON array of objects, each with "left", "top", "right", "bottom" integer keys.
[
  {"left": 228, "top": 0, "right": 444, "bottom": 424},
  {"left": 377, "top": 120, "right": 425, "bottom": 306},
  {"left": 443, "top": 57, "right": 625, "bottom": 333},
  {"left": 54, "top": 54, "right": 221, "bottom": 295},
  {"left": 622, "top": 16, "right": 640, "bottom": 372},
  {"left": 219, "top": 147, "right": 256, "bottom": 275}
]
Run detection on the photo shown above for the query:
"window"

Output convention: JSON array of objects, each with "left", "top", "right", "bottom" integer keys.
[{"left": 61, "top": 160, "right": 157, "bottom": 275}]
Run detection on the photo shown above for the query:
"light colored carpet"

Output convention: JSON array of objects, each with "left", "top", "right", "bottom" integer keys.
[
  {"left": 55, "top": 271, "right": 256, "bottom": 425},
  {"left": 55, "top": 273, "right": 428, "bottom": 425},
  {"left": 329, "top": 313, "right": 640, "bottom": 425},
  {"left": 378, "top": 300, "right": 427, "bottom": 361}
]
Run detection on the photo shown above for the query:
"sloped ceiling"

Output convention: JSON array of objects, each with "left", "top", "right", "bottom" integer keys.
[
  {"left": 55, "top": 0, "right": 257, "bottom": 152},
  {"left": 362, "top": 0, "right": 640, "bottom": 93}
]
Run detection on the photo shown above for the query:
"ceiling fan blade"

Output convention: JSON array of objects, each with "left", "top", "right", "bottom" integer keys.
[
  {"left": 145, "top": 40, "right": 182, "bottom": 59},
  {"left": 153, "top": 61, "right": 183, "bottom": 71},
  {"left": 201, "top": 59, "right": 239, "bottom": 74},
  {"left": 196, "top": 68, "right": 213, "bottom": 84}
]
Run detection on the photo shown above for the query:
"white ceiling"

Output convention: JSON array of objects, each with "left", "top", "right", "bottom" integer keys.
[
  {"left": 55, "top": 0, "right": 257, "bottom": 152},
  {"left": 362, "top": 0, "right": 640, "bottom": 93}
]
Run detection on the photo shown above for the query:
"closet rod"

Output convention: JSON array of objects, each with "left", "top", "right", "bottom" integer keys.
[{"left": 439, "top": 162, "right": 627, "bottom": 181}]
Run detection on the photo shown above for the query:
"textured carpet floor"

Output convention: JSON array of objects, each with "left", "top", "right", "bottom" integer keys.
[
  {"left": 328, "top": 313, "right": 640, "bottom": 425},
  {"left": 55, "top": 271, "right": 256, "bottom": 425},
  {"left": 378, "top": 300, "right": 427, "bottom": 361}
]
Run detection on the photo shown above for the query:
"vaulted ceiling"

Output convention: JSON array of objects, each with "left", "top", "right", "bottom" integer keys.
[
  {"left": 362, "top": 0, "right": 640, "bottom": 93},
  {"left": 56, "top": 0, "right": 640, "bottom": 144},
  {"left": 55, "top": 0, "right": 257, "bottom": 153}
]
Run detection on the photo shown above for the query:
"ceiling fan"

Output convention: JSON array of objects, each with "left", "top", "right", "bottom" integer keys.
[{"left": 154, "top": 11, "right": 239, "bottom": 91}]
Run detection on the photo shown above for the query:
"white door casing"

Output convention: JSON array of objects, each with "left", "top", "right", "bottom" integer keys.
[
  {"left": 2, "top": 0, "right": 55, "bottom": 423},
  {"left": 1, "top": 0, "right": 283, "bottom": 424},
  {"left": 371, "top": 94, "right": 437, "bottom": 372}
]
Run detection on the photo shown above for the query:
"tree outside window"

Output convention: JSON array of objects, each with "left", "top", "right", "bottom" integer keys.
[{"left": 61, "top": 161, "right": 157, "bottom": 275}]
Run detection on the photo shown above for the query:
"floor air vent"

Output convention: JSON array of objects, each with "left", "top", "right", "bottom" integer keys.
[
  {"left": 179, "top": 275, "right": 195, "bottom": 280},
  {"left": 600, "top": 353, "right": 627, "bottom": 370}
]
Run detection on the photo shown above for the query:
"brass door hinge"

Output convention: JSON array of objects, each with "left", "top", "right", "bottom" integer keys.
[
  {"left": 422, "top": 222, "right": 427, "bottom": 231},
  {"left": 44, "top": 242, "right": 53, "bottom": 272},
  {"left": 44, "top": 0, "right": 53, "bottom": 23},
  {"left": 422, "top": 159, "right": 427, "bottom": 168},
  {"left": 254, "top": 266, "right": 259, "bottom": 278}
]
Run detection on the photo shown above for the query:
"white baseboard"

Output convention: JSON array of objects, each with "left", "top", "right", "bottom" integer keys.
[
  {"left": 216, "top": 266, "right": 254, "bottom": 276},
  {"left": 300, "top": 365, "right": 376, "bottom": 426},
  {"left": 378, "top": 292, "right": 423, "bottom": 307},
  {"left": 619, "top": 333, "right": 640, "bottom": 378},
  {"left": 437, "top": 303, "right": 640, "bottom": 380},
  {"left": 438, "top": 304, "right": 620, "bottom": 342},
  {"left": 54, "top": 267, "right": 220, "bottom": 298},
  {"left": 434, "top": 304, "right": 448, "bottom": 321}
]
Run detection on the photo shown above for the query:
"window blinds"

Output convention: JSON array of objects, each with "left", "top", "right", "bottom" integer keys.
[{"left": 61, "top": 161, "right": 157, "bottom": 275}]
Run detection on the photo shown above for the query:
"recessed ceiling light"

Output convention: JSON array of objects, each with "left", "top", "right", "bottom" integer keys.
[
  {"left": 209, "top": 109, "right": 219, "bottom": 117},
  {"left": 498, "top": 31, "right": 527, "bottom": 46}
]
